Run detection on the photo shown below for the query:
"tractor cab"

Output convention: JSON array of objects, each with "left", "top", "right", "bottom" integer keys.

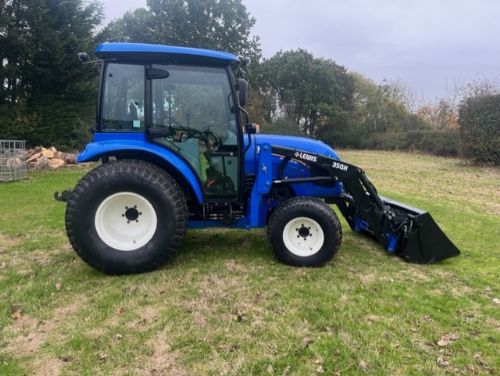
[{"left": 91, "top": 43, "right": 245, "bottom": 202}]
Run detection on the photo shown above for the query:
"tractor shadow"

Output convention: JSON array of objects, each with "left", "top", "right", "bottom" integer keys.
[{"left": 175, "top": 228, "right": 273, "bottom": 266}]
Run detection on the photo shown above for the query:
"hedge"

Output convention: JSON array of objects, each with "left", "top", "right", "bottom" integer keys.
[{"left": 458, "top": 94, "right": 500, "bottom": 165}]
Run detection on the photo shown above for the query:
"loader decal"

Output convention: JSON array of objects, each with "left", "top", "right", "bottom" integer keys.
[
  {"left": 331, "top": 161, "right": 349, "bottom": 171},
  {"left": 294, "top": 151, "right": 318, "bottom": 162}
]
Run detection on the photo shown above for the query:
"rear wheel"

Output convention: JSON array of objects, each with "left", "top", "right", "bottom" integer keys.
[
  {"left": 65, "top": 160, "right": 187, "bottom": 274},
  {"left": 268, "top": 197, "right": 342, "bottom": 267}
]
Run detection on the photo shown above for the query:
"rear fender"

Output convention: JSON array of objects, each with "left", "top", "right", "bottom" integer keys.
[{"left": 77, "top": 138, "right": 204, "bottom": 204}]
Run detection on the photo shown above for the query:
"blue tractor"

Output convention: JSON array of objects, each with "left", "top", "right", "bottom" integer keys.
[{"left": 56, "top": 43, "right": 460, "bottom": 274}]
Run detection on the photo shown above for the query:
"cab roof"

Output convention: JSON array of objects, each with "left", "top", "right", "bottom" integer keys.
[{"left": 95, "top": 42, "right": 239, "bottom": 66}]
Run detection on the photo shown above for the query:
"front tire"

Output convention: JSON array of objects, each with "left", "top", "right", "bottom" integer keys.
[
  {"left": 65, "top": 160, "right": 187, "bottom": 274},
  {"left": 268, "top": 197, "right": 342, "bottom": 267}
]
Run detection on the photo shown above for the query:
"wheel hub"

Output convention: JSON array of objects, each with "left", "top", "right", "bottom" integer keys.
[
  {"left": 297, "top": 225, "right": 311, "bottom": 239},
  {"left": 95, "top": 192, "right": 157, "bottom": 251},
  {"left": 123, "top": 206, "right": 141, "bottom": 222},
  {"left": 283, "top": 217, "right": 325, "bottom": 257}
]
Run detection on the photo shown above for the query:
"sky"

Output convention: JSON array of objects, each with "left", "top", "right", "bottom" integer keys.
[{"left": 101, "top": 0, "right": 500, "bottom": 102}]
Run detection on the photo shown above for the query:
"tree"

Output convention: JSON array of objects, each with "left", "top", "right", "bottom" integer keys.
[
  {"left": 100, "top": 0, "right": 260, "bottom": 59},
  {"left": 261, "top": 49, "right": 353, "bottom": 137},
  {"left": 0, "top": 0, "right": 103, "bottom": 148},
  {"left": 417, "top": 100, "right": 457, "bottom": 130},
  {"left": 348, "top": 73, "right": 423, "bottom": 135},
  {"left": 0, "top": 0, "right": 29, "bottom": 105}
]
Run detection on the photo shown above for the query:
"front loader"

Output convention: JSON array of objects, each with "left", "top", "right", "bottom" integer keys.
[{"left": 56, "top": 43, "right": 459, "bottom": 274}]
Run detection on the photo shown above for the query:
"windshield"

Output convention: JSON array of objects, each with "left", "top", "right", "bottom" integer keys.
[{"left": 151, "top": 64, "right": 237, "bottom": 146}]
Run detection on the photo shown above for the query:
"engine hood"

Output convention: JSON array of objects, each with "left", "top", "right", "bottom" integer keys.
[{"left": 253, "top": 134, "right": 340, "bottom": 160}]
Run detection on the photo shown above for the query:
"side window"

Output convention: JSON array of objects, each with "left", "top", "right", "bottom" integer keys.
[
  {"left": 151, "top": 65, "right": 239, "bottom": 198},
  {"left": 102, "top": 64, "right": 145, "bottom": 131}
]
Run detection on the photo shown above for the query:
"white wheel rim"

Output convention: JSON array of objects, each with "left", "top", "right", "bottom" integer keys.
[
  {"left": 283, "top": 217, "right": 325, "bottom": 257},
  {"left": 94, "top": 192, "right": 157, "bottom": 251}
]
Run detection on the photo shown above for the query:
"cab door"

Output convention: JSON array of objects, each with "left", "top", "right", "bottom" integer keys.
[{"left": 147, "top": 64, "right": 241, "bottom": 201}]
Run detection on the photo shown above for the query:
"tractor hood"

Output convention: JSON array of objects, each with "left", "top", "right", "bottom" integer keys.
[{"left": 253, "top": 134, "right": 341, "bottom": 160}]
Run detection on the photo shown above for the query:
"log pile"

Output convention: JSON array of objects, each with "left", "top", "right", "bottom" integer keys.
[{"left": 26, "top": 146, "right": 77, "bottom": 169}]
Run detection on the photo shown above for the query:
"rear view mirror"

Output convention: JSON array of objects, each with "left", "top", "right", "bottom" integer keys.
[
  {"left": 238, "top": 79, "right": 248, "bottom": 107},
  {"left": 77, "top": 52, "right": 90, "bottom": 63},
  {"left": 146, "top": 67, "right": 170, "bottom": 80}
]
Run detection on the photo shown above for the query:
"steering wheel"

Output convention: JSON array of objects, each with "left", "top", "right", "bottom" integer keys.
[{"left": 170, "top": 123, "right": 223, "bottom": 150}]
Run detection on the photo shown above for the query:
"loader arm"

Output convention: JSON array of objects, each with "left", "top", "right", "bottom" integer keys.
[{"left": 271, "top": 146, "right": 460, "bottom": 263}]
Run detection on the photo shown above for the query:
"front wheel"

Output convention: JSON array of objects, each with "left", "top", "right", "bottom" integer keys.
[
  {"left": 268, "top": 197, "right": 342, "bottom": 267},
  {"left": 65, "top": 160, "right": 187, "bottom": 274}
]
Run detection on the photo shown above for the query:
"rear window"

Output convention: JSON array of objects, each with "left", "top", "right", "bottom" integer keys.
[{"left": 101, "top": 63, "right": 145, "bottom": 131}]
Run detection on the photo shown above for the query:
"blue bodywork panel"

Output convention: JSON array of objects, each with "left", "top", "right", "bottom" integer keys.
[
  {"left": 96, "top": 42, "right": 238, "bottom": 65},
  {"left": 77, "top": 133, "right": 204, "bottom": 204},
  {"left": 76, "top": 124, "right": 347, "bottom": 227},
  {"left": 248, "top": 144, "right": 274, "bottom": 228},
  {"left": 244, "top": 134, "right": 340, "bottom": 175},
  {"left": 244, "top": 134, "right": 343, "bottom": 200},
  {"left": 77, "top": 132, "right": 345, "bottom": 228}
]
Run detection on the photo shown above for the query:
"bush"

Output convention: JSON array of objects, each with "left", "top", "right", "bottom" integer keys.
[
  {"left": 259, "top": 121, "right": 460, "bottom": 157},
  {"left": 458, "top": 94, "right": 500, "bottom": 164},
  {"left": 361, "top": 130, "right": 460, "bottom": 156}
]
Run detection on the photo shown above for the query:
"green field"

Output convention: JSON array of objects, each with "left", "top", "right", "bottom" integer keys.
[{"left": 0, "top": 150, "right": 498, "bottom": 375}]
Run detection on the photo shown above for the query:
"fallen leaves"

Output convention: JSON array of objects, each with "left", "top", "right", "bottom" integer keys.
[
  {"left": 59, "top": 355, "right": 73, "bottom": 363},
  {"left": 437, "top": 355, "right": 450, "bottom": 367},
  {"left": 307, "top": 358, "right": 324, "bottom": 374},
  {"left": 10, "top": 305, "right": 22, "bottom": 320},
  {"left": 437, "top": 333, "right": 459, "bottom": 347},
  {"left": 98, "top": 353, "right": 108, "bottom": 361},
  {"left": 359, "top": 359, "right": 368, "bottom": 371},
  {"left": 437, "top": 336, "right": 449, "bottom": 347},
  {"left": 232, "top": 311, "right": 246, "bottom": 322},
  {"left": 302, "top": 336, "right": 314, "bottom": 348}
]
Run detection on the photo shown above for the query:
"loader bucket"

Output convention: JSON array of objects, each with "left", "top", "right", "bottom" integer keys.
[{"left": 382, "top": 197, "right": 461, "bottom": 264}]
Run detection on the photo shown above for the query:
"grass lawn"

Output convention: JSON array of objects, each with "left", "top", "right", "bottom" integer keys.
[{"left": 0, "top": 150, "right": 498, "bottom": 375}]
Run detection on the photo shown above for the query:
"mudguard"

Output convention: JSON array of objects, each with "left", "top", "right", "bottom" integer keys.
[{"left": 76, "top": 133, "right": 204, "bottom": 204}]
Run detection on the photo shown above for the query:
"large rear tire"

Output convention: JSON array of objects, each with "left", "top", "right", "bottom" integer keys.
[
  {"left": 65, "top": 160, "right": 187, "bottom": 274},
  {"left": 268, "top": 197, "right": 342, "bottom": 267}
]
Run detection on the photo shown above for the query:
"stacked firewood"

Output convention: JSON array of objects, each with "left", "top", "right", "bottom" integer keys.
[{"left": 26, "top": 146, "right": 77, "bottom": 169}]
